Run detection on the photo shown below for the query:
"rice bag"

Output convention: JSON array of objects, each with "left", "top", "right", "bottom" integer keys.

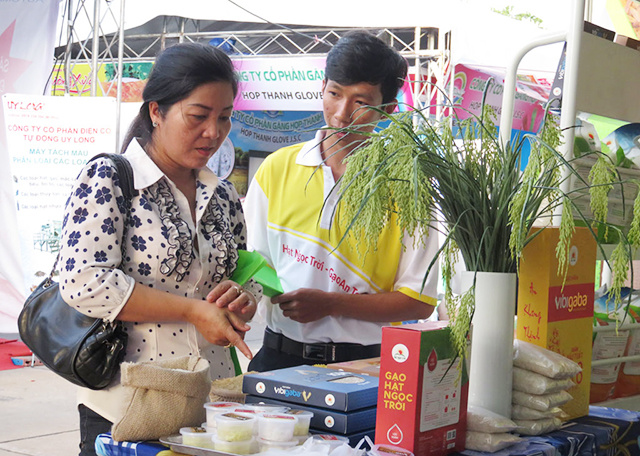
[
  {"left": 467, "top": 405, "right": 517, "bottom": 433},
  {"left": 511, "top": 404, "right": 564, "bottom": 420},
  {"left": 512, "top": 367, "right": 575, "bottom": 395},
  {"left": 513, "top": 417, "right": 562, "bottom": 436},
  {"left": 511, "top": 390, "right": 573, "bottom": 412},
  {"left": 465, "top": 431, "right": 523, "bottom": 453},
  {"left": 513, "top": 340, "right": 582, "bottom": 380}
]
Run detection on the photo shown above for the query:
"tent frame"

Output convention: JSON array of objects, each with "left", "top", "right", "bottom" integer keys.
[{"left": 56, "top": 0, "right": 452, "bottom": 143}]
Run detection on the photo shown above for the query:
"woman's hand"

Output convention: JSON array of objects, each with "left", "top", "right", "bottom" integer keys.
[
  {"left": 186, "top": 300, "right": 252, "bottom": 359},
  {"left": 207, "top": 280, "right": 257, "bottom": 322}
]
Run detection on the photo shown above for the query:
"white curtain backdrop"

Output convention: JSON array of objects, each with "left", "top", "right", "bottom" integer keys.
[{"left": 0, "top": 0, "right": 62, "bottom": 333}]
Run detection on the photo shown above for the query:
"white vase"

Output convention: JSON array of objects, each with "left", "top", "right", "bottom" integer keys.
[{"left": 461, "top": 271, "right": 517, "bottom": 418}]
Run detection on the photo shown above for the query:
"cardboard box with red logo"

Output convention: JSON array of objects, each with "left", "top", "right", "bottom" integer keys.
[
  {"left": 516, "top": 227, "right": 596, "bottom": 419},
  {"left": 375, "top": 321, "right": 468, "bottom": 455}
]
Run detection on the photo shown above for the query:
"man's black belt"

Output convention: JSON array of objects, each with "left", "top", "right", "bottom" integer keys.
[{"left": 263, "top": 327, "right": 381, "bottom": 363}]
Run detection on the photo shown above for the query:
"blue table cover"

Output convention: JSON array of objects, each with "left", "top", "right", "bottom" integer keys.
[{"left": 96, "top": 406, "right": 640, "bottom": 456}]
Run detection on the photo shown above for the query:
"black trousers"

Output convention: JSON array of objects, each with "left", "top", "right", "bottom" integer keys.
[
  {"left": 248, "top": 344, "right": 316, "bottom": 372},
  {"left": 78, "top": 404, "right": 112, "bottom": 456}
]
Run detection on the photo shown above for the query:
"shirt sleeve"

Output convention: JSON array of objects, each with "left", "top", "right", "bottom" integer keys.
[
  {"left": 394, "top": 227, "right": 440, "bottom": 306},
  {"left": 58, "top": 157, "right": 135, "bottom": 321},
  {"left": 223, "top": 180, "right": 263, "bottom": 303},
  {"left": 243, "top": 167, "right": 273, "bottom": 268}
]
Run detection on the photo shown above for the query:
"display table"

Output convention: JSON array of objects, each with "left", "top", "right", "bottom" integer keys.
[
  {"left": 95, "top": 406, "right": 640, "bottom": 456},
  {"left": 458, "top": 406, "right": 640, "bottom": 456}
]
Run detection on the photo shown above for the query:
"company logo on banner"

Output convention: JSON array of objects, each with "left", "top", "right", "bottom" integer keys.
[
  {"left": 2, "top": 94, "right": 116, "bottom": 292},
  {"left": 233, "top": 55, "right": 414, "bottom": 112},
  {"left": 233, "top": 56, "right": 326, "bottom": 111}
]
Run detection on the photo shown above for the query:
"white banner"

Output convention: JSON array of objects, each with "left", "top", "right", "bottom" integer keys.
[
  {"left": 2, "top": 94, "right": 116, "bottom": 328},
  {"left": 233, "top": 56, "right": 326, "bottom": 111},
  {"left": 0, "top": 0, "right": 61, "bottom": 333}
]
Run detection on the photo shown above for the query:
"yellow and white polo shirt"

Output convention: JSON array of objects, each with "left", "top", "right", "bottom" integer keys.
[{"left": 243, "top": 129, "right": 439, "bottom": 345}]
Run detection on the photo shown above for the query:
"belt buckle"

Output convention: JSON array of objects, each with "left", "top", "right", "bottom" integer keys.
[{"left": 302, "top": 343, "right": 335, "bottom": 362}]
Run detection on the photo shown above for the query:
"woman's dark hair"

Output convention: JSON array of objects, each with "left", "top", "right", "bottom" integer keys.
[
  {"left": 325, "top": 31, "right": 407, "bottom": 105},
  {"left": 121, "top": 42, "right": 238, "bottom": 152}
]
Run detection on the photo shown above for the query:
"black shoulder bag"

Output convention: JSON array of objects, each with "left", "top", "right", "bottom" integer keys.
[{"left": 18, "top": 153, "right": 137, "bottom": 390}]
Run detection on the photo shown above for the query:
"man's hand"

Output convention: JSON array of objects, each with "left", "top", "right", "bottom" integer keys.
[
  {"left": 271, "top": 288, "right": 336, "bottom": 323},
  {"left": 271, "top": 288, "right": 434, "bottom": 324}
]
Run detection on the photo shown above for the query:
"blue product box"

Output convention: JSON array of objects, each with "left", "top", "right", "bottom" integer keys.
[
  {"left": 242, "top": 365, "right": 379, "bottom": 412},
  {"left": 245, "top": 394, "right": 377, "bottom": 434}
]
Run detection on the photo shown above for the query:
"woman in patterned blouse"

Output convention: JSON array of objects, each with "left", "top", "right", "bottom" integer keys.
[{"left": 58, "top": 43, "right": 262, "bottom": 456}]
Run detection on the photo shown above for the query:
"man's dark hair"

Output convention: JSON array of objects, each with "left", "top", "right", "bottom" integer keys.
[{"left": 325, "top": 30, "right": 408, "bottom": 104}]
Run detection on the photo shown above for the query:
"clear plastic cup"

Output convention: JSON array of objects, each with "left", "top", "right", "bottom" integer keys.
[
  {"left": 295, "top": 434, "right": 312, "bottom": 445},
  {"left": 310, "top": 434, "right": 350, "bottom": 451},
  {"left": 201, "top": 422, "right": 216, "bottom": 435},
  {"left": 215, "top": 412, "right": 257, "bottom": 442},
  {"left": 257, "top": 436, "right": 299, "bottom": 452},
  {"left": 241, "top": 403, "right": 288, "bottom": 414},
  {"left": 212, "top": 435, "right": 256, "bottom": 454},
  {"left": 283, "top": 409, "right": 314, "bottom": 436},
  {"left": 179, "top": 426, "right": 215, "bottom": 449},
  {"left": 257, "top": 413, "right": 298, "bottom": 442},
  {"left": 204, "top": 401, "right": 242, "bottom": 428},
  {"left": 232, "top": 407, "right": 262, "bottom": 415},
  {"left": 370, "top": 443, "right": 415, "bottom": 456}
]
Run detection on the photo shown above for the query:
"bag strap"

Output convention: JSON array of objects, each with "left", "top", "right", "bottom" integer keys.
[
  {"left": 48, "top": 154, "right": 137, "bottom": 280},
  {"left": 92, "top": 153, "right": 138, "bottom": 200}
]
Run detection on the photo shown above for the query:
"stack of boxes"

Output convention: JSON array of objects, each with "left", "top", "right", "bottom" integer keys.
[
  {"left": 516, "top": 227, "right": 596, "bottom": 420},
  {"left": 242, "top": 365, "right": 378, "bottom": 445}
]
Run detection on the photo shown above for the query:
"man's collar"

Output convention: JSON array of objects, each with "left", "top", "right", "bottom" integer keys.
[{"left": 295, "top": 128, "right": 328, "bottom": 167}]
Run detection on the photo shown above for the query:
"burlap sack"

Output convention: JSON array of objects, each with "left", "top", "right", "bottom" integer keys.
[{"left": 111, "top": 356, "right": 210, "bottom": 441}]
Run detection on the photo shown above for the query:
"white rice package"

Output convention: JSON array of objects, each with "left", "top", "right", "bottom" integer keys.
[
  {"left": 467, "top": 405, "right": 517, "bottom": 434},
  {"left": 465, "top": 431, "right": 523, "bottom": 453},
  {"left": 511, "top": 404, "right": 564, "bottom": 421},
  {"left": 511, "top": 390, "right": 573, "bottom": 412},
  {"left": 514, "top": 417, "right": 562, "bottom": 436},
  {"left": 513, "top": 340, "right": 582, "bottom": 379},
  {"left": 512, "top": 367, "right": 575, "bottom": 395}
]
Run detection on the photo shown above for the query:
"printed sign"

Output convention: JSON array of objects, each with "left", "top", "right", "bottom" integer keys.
[{"left": 2, "top": 93, "right": 116, "bottom": 290}]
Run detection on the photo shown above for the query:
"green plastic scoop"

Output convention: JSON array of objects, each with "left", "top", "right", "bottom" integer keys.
[{"left": 230, "top": 250, "right": 283, "bottom": 297}]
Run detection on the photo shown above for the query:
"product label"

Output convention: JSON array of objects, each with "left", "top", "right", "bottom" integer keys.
[
  {"left": 380, "top": 371, "right": 416, "bottom": 412},
  {"left": 591, "top": 330, "right": 629, "bottom": 383},
  {"left": 623, "top": 329, "right": 640, "bottom": 375},
  {"left": 419, "top": 357, "right": 461, "bottom": 432},
  {"left": 548, "top": 283, "right": 594, "bottom": 322}
]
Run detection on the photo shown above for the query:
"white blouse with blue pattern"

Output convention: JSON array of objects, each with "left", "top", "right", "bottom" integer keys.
[{"left": 58, "top": 139, "right": 261, "bottom": 422}]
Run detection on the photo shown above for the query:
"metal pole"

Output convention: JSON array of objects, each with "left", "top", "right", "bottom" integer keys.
[
  {"left": 412, "top": 26, "right": 421, "bottom": 124},
  {"left": 498, "top": 32, "right": 566, "bottom": 148},
  {"left": 115, "top": 0, "right": 126, "bottom": 150},
  {"left": 554, "top": 0, "right": 585, "bottom": 225},
  {"left": 64, "top": 0, "right": 74, "bottom": 95},
  {"left": 90, "top": 0, "right": 100, "bottom": 97}
]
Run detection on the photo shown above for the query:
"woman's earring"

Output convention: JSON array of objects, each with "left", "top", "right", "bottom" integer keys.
[{"left": 152, "top": 121, "right": 158, "bottom": 128}]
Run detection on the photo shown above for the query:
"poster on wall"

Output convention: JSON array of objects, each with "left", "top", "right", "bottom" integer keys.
[
  {"left": 226, "top": 110, "right": 325, "bottom": 195},
  {"left": 51, "top": 62, "right": 152, "bottom": 101},
  {"left": 2, "top": 94, "right": 117, "bottom": 292},
  {"left": 441, "top": 63, "right": 553, "bottom": 132},
  {"left": 0, "top": 0, "right": 61, "bottom": 332}
]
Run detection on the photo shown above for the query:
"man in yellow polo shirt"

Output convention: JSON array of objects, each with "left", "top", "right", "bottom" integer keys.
[{"left": 243, "top": 31, "right": 439, "bottom": 371}]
